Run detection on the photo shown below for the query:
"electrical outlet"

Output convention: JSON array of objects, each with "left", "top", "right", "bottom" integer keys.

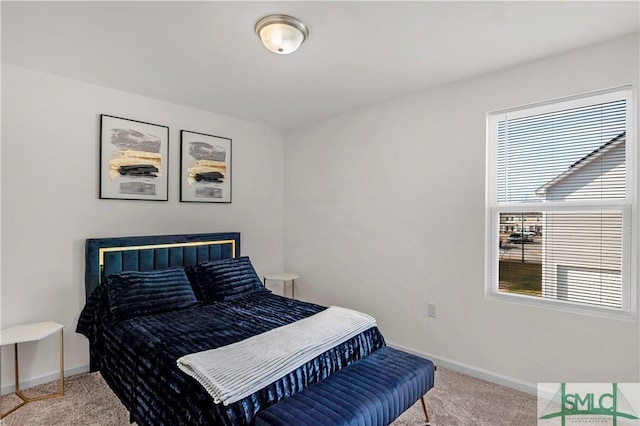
[{"left": 428, "top": 304, "right": 437, "bottom": 318}]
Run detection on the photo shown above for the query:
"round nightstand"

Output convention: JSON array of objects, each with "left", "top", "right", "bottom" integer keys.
[{"left": 263, "top": 272, "right": 300, "bottom": 299}]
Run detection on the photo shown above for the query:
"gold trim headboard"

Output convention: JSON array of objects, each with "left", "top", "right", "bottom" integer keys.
[
  {"left": 85, "top": 233, "right": 240, "bottom": 299},
  {"left": 98, "top": 240, "right": 237, "bottom": 280}
]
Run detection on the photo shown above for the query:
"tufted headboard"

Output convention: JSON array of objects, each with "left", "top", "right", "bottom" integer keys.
[{"left": 84, "top": 232, "right": 240, "bottom": 300}]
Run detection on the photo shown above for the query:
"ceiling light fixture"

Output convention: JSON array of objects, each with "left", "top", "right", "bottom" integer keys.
[{"left": 255, "top": 14, "right": 309, "bottom": 55}]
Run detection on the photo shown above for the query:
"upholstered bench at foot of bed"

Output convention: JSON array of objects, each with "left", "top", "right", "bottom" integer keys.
[{"left": 254, "top": 346, "right": 435, "bottom": 426}]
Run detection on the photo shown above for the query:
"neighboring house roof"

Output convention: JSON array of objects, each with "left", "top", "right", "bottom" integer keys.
[{"left": 535, "top": 131, "right": 626, "bottom": 197}]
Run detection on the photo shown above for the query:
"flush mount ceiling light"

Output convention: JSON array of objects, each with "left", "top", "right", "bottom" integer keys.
[{"left": 255, "top": 14, "right": 309, "bottom": 55}]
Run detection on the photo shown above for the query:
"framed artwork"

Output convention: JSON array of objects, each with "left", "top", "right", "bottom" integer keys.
[
  {"left": 100, "top": 115, "right": 169, "bottom": 201},
  {"left": 180, "top": 130, "right": 232, "bottom": 203}
]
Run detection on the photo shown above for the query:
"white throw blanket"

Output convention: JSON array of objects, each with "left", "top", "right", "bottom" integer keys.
[{"left": 176, "top": 305, "right": 376, "bottom": 405}]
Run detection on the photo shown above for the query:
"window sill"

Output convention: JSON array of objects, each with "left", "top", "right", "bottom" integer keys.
[{"left": 485, "top": 291, "right": 636, "bottom": 322}]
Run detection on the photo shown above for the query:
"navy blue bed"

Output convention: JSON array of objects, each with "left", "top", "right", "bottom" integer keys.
[{"left": 77, "top": 233, "right": 433, "bottom": 426}]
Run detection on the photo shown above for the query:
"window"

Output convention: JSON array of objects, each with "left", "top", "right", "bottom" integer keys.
[{"left": 486, "top": 86, "right": 635, "bottom": 319}]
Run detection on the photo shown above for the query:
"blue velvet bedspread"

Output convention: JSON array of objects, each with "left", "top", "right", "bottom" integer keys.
[{"left": 77, "top": 287, "right": 386, "bottom": 425}]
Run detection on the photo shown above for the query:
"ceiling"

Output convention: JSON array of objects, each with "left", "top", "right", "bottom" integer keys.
[{"left": 2, "top": 1, "right": 639, "bottom": 131}]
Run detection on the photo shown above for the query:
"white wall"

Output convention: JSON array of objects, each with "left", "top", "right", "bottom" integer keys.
[
  {"left": 0, "top": 64, "right": 285, "bottom": 390},
  {"left": 284, "top": 33, "right": 640, "bottom": 390},
  {"left": 3, "top": 33, "right": 638, "bottom": 396}
]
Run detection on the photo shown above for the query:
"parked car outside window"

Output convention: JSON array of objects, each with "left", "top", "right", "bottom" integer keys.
[{"left": 508, "top": 232, "right": 534, "bottom": 243}]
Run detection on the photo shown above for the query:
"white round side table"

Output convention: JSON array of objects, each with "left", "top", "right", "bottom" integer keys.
[{"left": 263, "top": 272, "right": 300, "bottom": 299}]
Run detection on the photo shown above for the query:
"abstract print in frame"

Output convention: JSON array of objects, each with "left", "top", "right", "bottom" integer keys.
[
  {"left": 100, "top": 115, "right": 169, "bottom": 201},
  {"left": 180, "top": 130, "right": 232, "bottom": 203}
]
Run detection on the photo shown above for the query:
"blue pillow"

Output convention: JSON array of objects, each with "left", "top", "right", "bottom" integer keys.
[
  {"left": 187, "top": 256, "right": 269, "bottom": 302},
  {"left": 105, "top": 268, "right": 198, "bottom": 321}
]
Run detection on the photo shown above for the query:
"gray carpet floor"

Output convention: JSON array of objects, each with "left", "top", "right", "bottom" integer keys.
[{"left": 1, "top": 366, "right": 537, "bottom": 425}]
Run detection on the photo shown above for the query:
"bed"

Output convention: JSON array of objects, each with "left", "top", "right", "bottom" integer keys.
[{"left": 77, "top": 232, "right": 434, "bottom": 425}]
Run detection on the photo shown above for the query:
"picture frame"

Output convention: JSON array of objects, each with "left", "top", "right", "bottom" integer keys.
[
  {"left": 180, "top": 130, "right": 232, "bottom": 203},
  {"left": 100, "top": 115, "right": 169, "bottom": 201}
]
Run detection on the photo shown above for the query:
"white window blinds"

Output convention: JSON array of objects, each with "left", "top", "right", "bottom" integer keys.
[{"left": 486, "top": 86, "right": 635, "bottom": 318}]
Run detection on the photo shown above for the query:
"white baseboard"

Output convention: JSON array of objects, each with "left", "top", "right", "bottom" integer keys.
[
  {"left": 1, "top": 364, "right": 90, "bottom": 396},
  {"left": 387, "top": 341, "right": 538, "bottom": 395}
]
